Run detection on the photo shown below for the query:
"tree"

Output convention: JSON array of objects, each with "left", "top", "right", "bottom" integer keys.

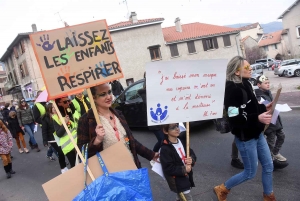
[{"left": 245, "top": 46, "right": 266, "bottom": 64}]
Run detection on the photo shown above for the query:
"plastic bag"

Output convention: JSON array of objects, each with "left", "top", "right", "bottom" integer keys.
[
  {"left": 34, "top": 124, "right": 38, "bottom": 133},
  {"left": 73, "top": 146, "right": 153, "bottom": 201}
]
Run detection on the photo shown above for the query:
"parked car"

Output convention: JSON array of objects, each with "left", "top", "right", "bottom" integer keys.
[
  {"left": 274, "top": 59, "right": 300, "bottom": 77},
  {"left": 283, "top": 63, "right": 300, "bottom": 77},
  {"left": 271, "top": 60, "right": 281, "bottom": 71},
  {"left": 251, "top": 63, "right": 263, "bottom": 75},
  {"left": 112, "top": 79, "right": 207, "bottom": 128},
  {"left": 255, "top": 58, "right": 276, "bottom": 68}
]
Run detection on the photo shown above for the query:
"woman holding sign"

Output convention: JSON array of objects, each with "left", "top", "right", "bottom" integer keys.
[
  {"left": 77, "top": 83, "right": 159, "bottom": 168},
  {"left": 213, "top": 56, "right": 275, "bottom": 201}
]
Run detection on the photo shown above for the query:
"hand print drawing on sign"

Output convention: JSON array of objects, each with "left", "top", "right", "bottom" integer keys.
[
  {"left": 150, "top": 103, "right": 169, "bottom": 123},
  {"left": 95, "top": 61, "right": 112, "bottom": 78},
  {"left": 36, "top": 34, "right": 56, "bottom": 51},
  {"left": 58, "top": 66, "right": 75, "bottom": 83}
]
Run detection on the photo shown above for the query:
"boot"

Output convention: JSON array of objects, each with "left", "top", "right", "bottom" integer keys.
[
  {"left": 263, "top": 192, "right": 276, "bottom": 201},
  {"left": 8, "top": 163, "right": 15, "bottom": 174},
  {"left": 35, "top": 144, "right": 41, "bottom": 152},
  {"left": 214, "top": 183, "right": 230, "bottom": 201},
  {"left": 4, "top": 166, "right": 11, "bottom": 179}
]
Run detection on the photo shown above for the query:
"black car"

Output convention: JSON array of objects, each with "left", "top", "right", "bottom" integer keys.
[{"left": 112, "top": 79, "right": 208, "bottom": 128}]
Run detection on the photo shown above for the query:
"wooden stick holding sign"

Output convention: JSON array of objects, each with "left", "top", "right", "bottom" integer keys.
[
  {"left": 87, "top": 88, "right": 102, "bottom": 125},
  {"left": 186, "top": 122, "right": 190, "bottom": 157},
  {"left": 52, "top": 102, "right": 95, "bottom": 181},
  {"left": 264, "top": 83, "right": 282, "bottom": 131}
]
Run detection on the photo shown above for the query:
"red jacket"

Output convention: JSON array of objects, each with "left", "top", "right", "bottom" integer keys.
[{"left": 77, "top": 108, "right": 155, "bottom": 168}]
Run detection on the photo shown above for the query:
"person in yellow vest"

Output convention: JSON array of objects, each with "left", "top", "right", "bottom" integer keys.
[
  {"left": 32, "top": 91, "right": 46, "bottom": 125},
  {"left": 72, "top": 92, "right": 91, "bottom": 116},
  {"left": 53, "top": 97, "right": 80, "bottom": 168}
]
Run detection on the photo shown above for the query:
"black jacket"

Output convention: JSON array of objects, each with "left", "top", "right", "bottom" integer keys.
[
  {"left": 111, "top": 80, "right": 124, "bottom": 96},
  {"left": 255, "top": 88, "right": 283, "bottom": 131},
  {"left": 160, "top": 135, "right": 196, "bottom": 193},
  {"left": 2, "top": 108, "right": 10, "bottom": 122},
  {"left": 7, "top": 117, "right": 24, "bottom": 138},
  {"left": 41, "top": 115, "right": 55, "bottom": 145},
  {"left": 33, "top": 102, "right": 46, "bottom": 124},
  {"left": 224, "top": 79, "right": 267, "bottom": 141}
]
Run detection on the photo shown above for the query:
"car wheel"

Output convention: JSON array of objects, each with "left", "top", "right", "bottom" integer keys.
[
  {"left": 278, "top": 74, "right": 283, "bottom": 77},
  {"left": 294, "top": 69, "right": 300, "bottom": 77},
  {"left": 249, "top": 78, "right": 257, "bottom": 86}
]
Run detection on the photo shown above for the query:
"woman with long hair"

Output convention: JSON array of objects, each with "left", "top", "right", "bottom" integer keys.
[
  {"left": 214, "top": 56, "right": 275, "bottom": 201},
  {"left": 42, "top": 103, "right": 68, "bottom": 173},
  {"left": 77, "top": 83, "right": 159, "bottom": 168},
  {"left": 16, "top": 99, "right": 40, "bottom": 152}
]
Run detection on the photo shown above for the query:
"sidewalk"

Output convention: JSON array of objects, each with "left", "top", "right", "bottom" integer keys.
[{"left": 275, "top": 91, "right": 300, "bottom": 107}]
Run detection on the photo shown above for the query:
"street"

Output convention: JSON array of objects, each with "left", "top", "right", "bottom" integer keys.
[{"left": 0, "top": 109, "right": 299, "bottom": 201}]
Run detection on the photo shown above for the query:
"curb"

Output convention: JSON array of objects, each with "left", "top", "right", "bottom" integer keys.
[{"left": 290, "top": 106, "right": 300, "bottom": 109}]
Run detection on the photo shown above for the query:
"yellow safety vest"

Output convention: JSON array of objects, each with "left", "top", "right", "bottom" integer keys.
[
  {"left": 52, "top": 114, "right": 78, "bottom": 155},
  {"left": 72, "top": 97, "right": 90, "bottom": 115},
  {"left": 35, "top": 103, "right": 46, "bottom": 116}
]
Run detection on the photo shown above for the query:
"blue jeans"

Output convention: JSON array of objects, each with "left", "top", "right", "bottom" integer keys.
[
  {"left": 24, "top": 123, "right": 37, "bottom": 145},
  {"left": 225, "top": 134, "right": 274, "bottom": 195},
  {"left": 47, "top": 145, "right": 58, "bottom": 157}
]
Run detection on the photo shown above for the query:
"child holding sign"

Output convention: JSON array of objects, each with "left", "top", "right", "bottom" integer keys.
[{"left": 160, "top": 123, "right": 196, "bottom": 201}]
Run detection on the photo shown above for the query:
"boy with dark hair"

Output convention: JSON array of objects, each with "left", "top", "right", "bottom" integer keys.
[
  {"left": 160, "top": 123, "right": 197, "bottom": 201},
  {"left": 255, "top": 75, "right": 288, "bottom": 168}
]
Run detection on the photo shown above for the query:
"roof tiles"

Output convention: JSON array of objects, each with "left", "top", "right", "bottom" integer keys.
[
  {"left": 162, "top": 22, "right": 239, "bottom": 43},
  {"left": 239, "top": 22, "right": 259, "bottom": 31},
  {"left": 108, "top": 18, "right": 164, "bottom": 29},
  {"left": 258, "top": 30, "right": 284, "bottom": 47}
]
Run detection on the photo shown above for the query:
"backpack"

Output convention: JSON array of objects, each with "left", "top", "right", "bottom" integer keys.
[{"left": 213, "top": 88, "right": 248, "bottom": 134}]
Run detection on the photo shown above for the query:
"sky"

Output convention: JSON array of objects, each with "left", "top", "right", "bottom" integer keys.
[{"left": 0, "top": 0, "right": 296, "bottom": 58}]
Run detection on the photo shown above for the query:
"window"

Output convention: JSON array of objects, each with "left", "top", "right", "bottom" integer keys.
[
  {"left": 202, "top": 37, "right": 218, "bottom": 51},
  {"left": 124, "top": 81, "right": 144, "bottom": 101},
  {"left": 187, "top": 41, "right": 196, "bottom": 53},
  {"left": 149, "top": 46, "right": 161, "bottom": 61},
  {"left": 13, "top": 47, "right": 19, "bottom": 58},
  {"left": 223, "top": 35, "right": 231, "bottom": 47},
  {"left": 274, "top": 44, "right": 278, "bottom": 49},
  {"left": 126, "top": 78, "right": 134, "bottom": 86},
  {"left": 297, "top": 26, "right": 300, "bottom": 38},
  {"left": 20, "top": 61, "right": 29, "bottom": 78},
  {"left": 263, "top": 46, "right": 269, "bottom": 51},
  {"left": 169, "top": 44, "right": 179, "bottom": 57},
  {"left": 20, "top": 41, "right": 25, "bottom": 54},
  {"left": 13, "top": 70, "right": 18, "bottom": 85}
]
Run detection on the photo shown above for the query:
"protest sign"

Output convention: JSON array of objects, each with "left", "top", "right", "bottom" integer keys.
[
  {"left": 30, "top": 20, "right": 123, "bottom": 99},
  {"left": 42, "top": 141, "right": 137, "bottom": 201},
  {"left": 146, "top": 59, "right": 227, "bottom": 126}
]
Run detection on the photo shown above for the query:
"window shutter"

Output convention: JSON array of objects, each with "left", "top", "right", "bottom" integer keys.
[
  {"left": 213, "top": 37, "right": 219, "bottom": 49},
  {"left": 13, "top": 47, "right": 19, "bottom": 58},
  {"left": 149, "top": 49, "right": 155, "bottom": 60},
  {"left": 187, "top": 41, "right": 196, "bottom": 53},
  {"left": 21, "top": 41, "right": 26, "bottom": 53},
  {"left": 202, "top": 39, "right": 208, "bottom": 51},
  {"left": 170, "top": 44, "right": 179, "bottom": 57},
  {"left": 223, "top": 35, "right": 231, "bottom": 47}
]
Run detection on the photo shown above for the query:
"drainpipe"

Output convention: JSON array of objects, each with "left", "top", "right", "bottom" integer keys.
[{"left": 235, "top": 32, "right": 241, "bottom": 56}]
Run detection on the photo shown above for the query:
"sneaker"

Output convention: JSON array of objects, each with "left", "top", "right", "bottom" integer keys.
[
  {"left": 150, "top": 160, "right": 155, "bottom": 167},
  {"left": 273, "top": 159, "right": 289, "bottom": 170},
  {"left": 19, "top": 149, "right": 24, "bottom": 154},
  {"left": 273, "top": 153, "right": 287, "bottom": 162},
  {"left": 231, "top": 158, "right": 244, "bottom": 169},
  {"left": 47, "top": 156, "right": 56, "bottom": 161},
  {"left": 24, "top": 148, "right": 29, "bottom": 153},
  {"left": 61, "top": 167, "right": 69, "bottom": 174}
]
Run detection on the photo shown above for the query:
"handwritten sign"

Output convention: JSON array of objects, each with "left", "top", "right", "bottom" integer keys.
[
  {"left": 30, "top": 20, "right": 123, "bottom": 99},
  {"left": 146, "top": 60, "right": 227, "bottom": 126}
]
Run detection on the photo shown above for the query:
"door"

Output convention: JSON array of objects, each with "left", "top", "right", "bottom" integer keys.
[{"left": 121, "top": 81, "right": 147, "bottom": 127}]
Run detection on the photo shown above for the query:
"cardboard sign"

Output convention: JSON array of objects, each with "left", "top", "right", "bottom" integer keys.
[
  {"left": 30, "top": 20, "right": 123, "bottom": 99},
  {"left": 42, "top": 141, "right": 137, "bottom": 201},
  {"left": 146, "top": 59, "right": 227, "bottom": 126}
]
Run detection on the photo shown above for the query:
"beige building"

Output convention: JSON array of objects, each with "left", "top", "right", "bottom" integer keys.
[
  {"left": 258, "top": 30, "right": 289, "bottom": 59},
  {"left": 239, "top": 22, "right": 264, "bottom": 41},
  {"left": 278, "top": 0, "right": 300, "bottom": 58},
  {"left": 0, "top": 25, "right": 44, "bottom": 101}
]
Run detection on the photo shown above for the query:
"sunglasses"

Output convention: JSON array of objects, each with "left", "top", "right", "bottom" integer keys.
[
  {"left": 96, "top": 90, "right": 112, "bottom": 98},
  {"left": 238, "top": 65, "right": 251, "bottom": 71},
  {"left": 61, "top": 100, "right": 71, "bottom": 104},
  {"left": 169, "top": 123, "right": 179, "bottom": 131}
]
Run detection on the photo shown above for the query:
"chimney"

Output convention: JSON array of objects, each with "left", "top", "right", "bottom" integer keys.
[
  {"left": 175, "top": 17, "right": 182, "bottom": 32},
  {"left": 31, "top": 24, "right": 37, "bottom": 32},
  {"left": 129, "top": 12, "right": 138, "bottom": 23}
]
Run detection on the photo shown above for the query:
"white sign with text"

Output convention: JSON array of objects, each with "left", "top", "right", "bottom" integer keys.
[{"left": 146, "top": 59, "right": 227, "bottom": 126}]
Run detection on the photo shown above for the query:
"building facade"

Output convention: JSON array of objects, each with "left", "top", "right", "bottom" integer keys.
[
  {"left": 239, "top": 23, "right": 264, "bottom": 41},
  {"left": 278, "top": 0, "right": 300, "bottom": 58}
]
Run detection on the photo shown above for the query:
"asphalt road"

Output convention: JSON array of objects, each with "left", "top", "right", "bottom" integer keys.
[{"left": 0, "top": 109, "right": 299, "bottom": 201}]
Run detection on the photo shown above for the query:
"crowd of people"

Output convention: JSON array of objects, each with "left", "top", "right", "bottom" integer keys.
[{"left": 0, "top": 57, "right": 289, "bottom": 201}]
